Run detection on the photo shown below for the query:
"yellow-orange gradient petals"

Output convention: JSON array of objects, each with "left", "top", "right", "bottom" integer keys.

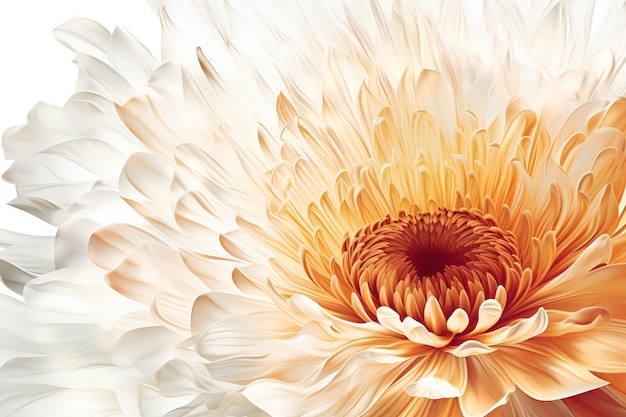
[{"left": 90, "top": 47, "right": 626, "bottom": 415}]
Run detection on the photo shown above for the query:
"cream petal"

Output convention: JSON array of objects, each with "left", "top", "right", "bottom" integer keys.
[
  {"left": 191, "top": 292, "right": 275, "bottom": 334},
  {"left": 460, "top": 355, "right": 515, "bottom": 417},
  {"left": 0, "top": 296, "right": 147, "bottom": 417},
  {"left": 100, "top": 242, "right": 206, "bottom": 332},
  {"left": 139, "top": 387, "right": 203, "bottom": 417},
  {"left": 405, "top": 377, "right": 462, "bottom": 399},
  {"left": 285, "top": 293, "right": 356, "bottom": 325},
  {"left": 89, "top": 223, "right": 161, "bottom": 272},
  {"left": 205, "top": 319, "right": 341, "bottom": 385},
  {"left": 477, "top": 307, "right": 548, "bottom": 346},
  {"left": 22, "top": 266, "right": 139, "bottom": 323},
  {"left": 55, "top": 17, "right": 157, "bottom": 99},
  {"left": 404, "top": 352, "right": 467, "bottom": 400},
  {"left": 53, "top": 18, "right": 112, "bottom": 59},
  {"left": 549, "top": 319, "right": 626, "bottom": 373},
  {"left": 2, "top": 17, "right": 153, "bottom": 225},
  {"left": 536, "top": 234, "right": 611, "bottom": 293},
  {"left": 153, "top": 359, "right": 268, "bottom": 416},
  {"left": 178, "top": 249, "right": 243, "bottom": 293},
  {"left": 231, "top": 265, "right": 274, "bottom": 298},
  {"left": 0, "top": 234, "right": 54, "bottom": 294},
  {"left": 0, "top": 295, "right": 97, "bottom": 356},
  {"left": 376, "top": 306, "right": 404, "bottom": 335},
  {"left": 0, "top": 387, "right": 124, "bottom": 417},
  {"left": 447, "top": 308, "right": 470, "bottom": 335},
  {"left": 448, "top": 340, "right": 496, "bottom": 358},
  {"left": 155, "top": 360, "right": 219, "bottom": 399},
  {"left": 90, "top": 223, "right": 209, "bottom": 317},
  {"left": 468, "top": 299, "right": 503, "bottom": 335},
  {"left": 219, "top": 230, "right": 275, "bottom": 263},
  {"left": 107, "top": 26, "right": 159, "bottom": 87},
  {"left": 494, "top": 346, "right": 607, "bottom": 401},
  {"left": 119, "top": 152, "right": 174, "bottom": 206},
  {"left": 172, "top": 189, "right": 237, "bottom": 244},
  {"left": 3, "top": 103, "right": 78, "bottom": 158},
  {"left": 243, "top": 357, "right": 407, "bottom": 417},
  {"left": 366, "top": 388, "right": 463, "bottom": 417},
  {"left": 54, "top": 191, "right": 144, "bottom": 269},
  {"left": 115, "top": 90, "right": 187, "bottom": 160},
  {"left": 491, "top": 390, "right": 576, "bottom": 417},
  {"left": 195, "top": 310, "right": 299, "bottom": 361},
  {"left": 402, "top": 316, "right": 453, "bottom": 348},
  {"left": 540, "top": 264, "right": 626, "bottom": 313},
  {"left": 543, "top": 307, "right": 611, "bottom": 337},
  {"left": 111, "top": 326, "right": 181, "bottom": 372},
  {"left": 40, "top": 139, "right": 126, "bottom": 182}
]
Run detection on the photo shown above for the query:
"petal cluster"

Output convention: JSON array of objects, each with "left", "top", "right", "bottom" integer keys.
[{"left": 3, "top": 1, "right": 626, "bottom": 417}]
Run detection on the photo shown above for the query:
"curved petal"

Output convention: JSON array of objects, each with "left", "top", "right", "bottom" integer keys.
[
  {"left": 477, "top": 308, "right": 548, "bottom": 346},
  {"left": 404, "top": 352, "right": 467, "bottom": 400},
  {"left": 489, "top": 391, "right": 576, "bottom": 417},
  {"left": 546, "top": 319, "right": 626, "bottom": 373},
  {"left": 243, "top": 356, "right": 410, "bottom": 417},
  {"left": 460, "top": 355, "right": 515, "bottom": 417},
  {"left": 563, "top": 386, "right": 626, "bottom": 416},
  {"left": 494, "top": 346, "right": 607, "bottom": 401}
]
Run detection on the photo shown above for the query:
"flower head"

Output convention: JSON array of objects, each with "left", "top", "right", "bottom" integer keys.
[{"left": 3, "top": 1, "right": 626, "bottom": 416}]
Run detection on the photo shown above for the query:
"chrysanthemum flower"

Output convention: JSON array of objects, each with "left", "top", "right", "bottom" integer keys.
[{"left": 3, "top": 1, "right": 626, "bottom": 416}]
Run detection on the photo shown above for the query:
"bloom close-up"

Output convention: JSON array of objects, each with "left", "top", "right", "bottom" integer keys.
[{"left": 3, "top": 1, "right": 626, "bottom": 416}]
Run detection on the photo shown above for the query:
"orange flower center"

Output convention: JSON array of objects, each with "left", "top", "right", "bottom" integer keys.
[{"left": 337, "top": 209, "right": 522, "bottom": 324}]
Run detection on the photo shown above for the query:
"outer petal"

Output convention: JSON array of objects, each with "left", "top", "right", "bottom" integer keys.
[
  {"left": 404, "top": 351, "right": 467, "bottom": 400},
  {"left": 0, "top": 231, "right": 54, "bottom": 294},
  {"left": 243, "top": 356, "right": 410, "bottom": 417},
  {"left": 493, "top": 346, "right": 607, "bottom": 401},
  {"left": 2, "top": 18, "right": 154, "bottom": 225},
  {"left": 488, "top": 391, "right": 576, "bottom": 417},
  {"left": 461, "top": 356, "right": 515, "bottom": 417},
  {"left": 563, "top": 386, "right": 626, "bottom": 417},
  {"left": 542, "top": 319, "right": 626, "bottom": 373},
  {"left": 0, "top": 296, "right": 138, "bottom": 416}
]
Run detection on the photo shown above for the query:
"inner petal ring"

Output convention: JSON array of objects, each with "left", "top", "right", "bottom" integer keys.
[{"left": 335, "top": 209, "right": 522, "bottom": 329}]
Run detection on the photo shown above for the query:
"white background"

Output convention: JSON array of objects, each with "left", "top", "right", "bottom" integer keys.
[
  {"left": 0, "top": 1, "right": 160, "bottom": 296},
  {"left": 0, "top": 0, "right": 160, "bottom": 235}
]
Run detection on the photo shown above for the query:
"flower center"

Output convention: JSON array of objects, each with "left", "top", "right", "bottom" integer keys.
[
  {"left": 336, "top": 209, "right": 522, "bottom": 323},
  {"left": 408, "top": 244, "right": 465, "bottom": 277}
]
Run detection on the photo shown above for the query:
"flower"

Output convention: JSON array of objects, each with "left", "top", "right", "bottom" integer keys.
[{"left": 2, "top": 1, "right": 626, "bottom": 416}]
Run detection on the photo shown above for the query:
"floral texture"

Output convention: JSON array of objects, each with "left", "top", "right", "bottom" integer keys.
[{"left": 2, "top": 1, "right": 626, "bottom": 416}]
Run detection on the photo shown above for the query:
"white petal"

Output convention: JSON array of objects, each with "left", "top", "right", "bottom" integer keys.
[{"left": 0, "top": 235, "right": 54, "bottom": 293}]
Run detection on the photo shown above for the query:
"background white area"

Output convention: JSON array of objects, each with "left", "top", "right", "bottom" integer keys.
[{"left": 0, "top": 1, "right": 160, "bottom": 295}]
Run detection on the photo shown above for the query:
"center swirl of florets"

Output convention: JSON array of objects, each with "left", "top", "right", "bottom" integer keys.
[{"left": 337, "top": 209, "right": 522, "bottom": 323}]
